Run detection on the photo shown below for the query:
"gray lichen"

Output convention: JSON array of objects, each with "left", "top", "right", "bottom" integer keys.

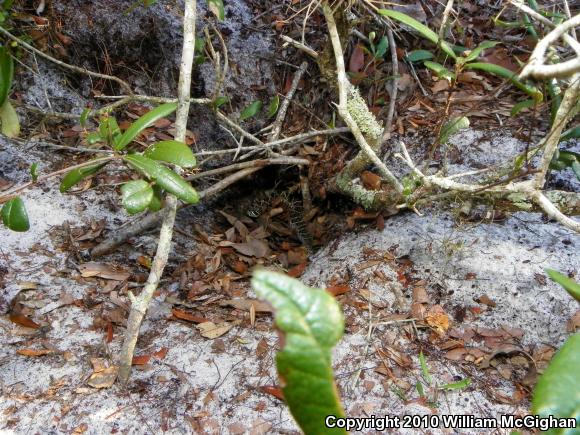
[{"left": 346, "top": 85, "right": 383, "bottom": 145}]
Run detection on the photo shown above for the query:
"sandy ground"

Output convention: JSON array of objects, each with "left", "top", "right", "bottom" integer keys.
[{"left": 1, "top": 130, "right": 579, "bottom": 434}]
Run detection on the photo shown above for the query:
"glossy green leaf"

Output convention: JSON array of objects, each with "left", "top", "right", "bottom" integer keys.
[
  {"left": 560, "top": 126, "right": 580, "bottom": 142},
  {"left": 267, "top": 95, "right": 280, "bottom": 118},
  {"left": 461, "top": 40, "right": 499, "bottom": 64},
  {"left": 240, "top": 100, "right": 262, "bottom": 121},
  {"left": 123, "top": 154, "right": 199, "bottom": 204},
  {"left": 465, "top": 62, "right": 543, "bottom": 102},
  {"left": 377, "top": 9, "right": 456, "bottom": 59},
  {"left": 30, "top": 162, "right": 38, "bottom": 182},
  {"left": 0, "top": 100, "right": 19, "bottom": 138},
  {"left": 213, "top": 96, "right": 229, "bottom": 110},
  {"left": 405, "top": 49, "right": 434, "bottom": 62},
  {"left": 511, "top": 99, "right": 536, "bottom": 117},
  {"left": 546, "top": 269, "right": 580, "bottom": 303},
  {"left": 439, "top": 116, "right": 469, "bottom": 144},
  {"left": 115, "top": 103, "right": 177, "bottom": 151},
  {"left": 86, "top": 131, "right": 103, "bottom": 145},
  {"left": 60, "top": 161, "right": 108, "bottom": 193},
  {"left": 374, "top": 36, "right": 389, "bottom": 59},
  {"left": 251, "top": 269, "right": 346, "bottom": 435},
  {"left": 439, "top": 378, "right": 471, "bottom": 390},
  {"left": 424, "top": 61, "right": 455, "bottom": 81},
  {"left": 0, "top": 46, "right": 14, "bottom": 106},
  {"left": 208, "top": 0, "right": 225, "bottom": 21},
  {"left": 144, "top": 140, "right": 196, "bottom": 168},
  {"left": 121, "top": 180, "right": 154, "bottom": 215},
  {"left": 532, "top": 333, "right": 580, "bottom": 434},
  {"left": 148, "top": 185, "right": 163, "bottom": 211},
  {"left": 105, "top": 116, "right": 122, "bottom": 148},
  {"left": 1, "top": 197, "right": 29, "bottom": 232}
]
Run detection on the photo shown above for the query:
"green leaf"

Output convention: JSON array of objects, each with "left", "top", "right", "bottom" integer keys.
[
  {"left": 532, "top": 332, "right": 580, "bottom": 434},
  {"left": 115, "top": 103, "right": 177, "bottom": 151},
  {"left": 30, "top": 162, "right": 38, "bottom": 182},
  {"left": 1, "top": 197, "right": 29, "bottom": 232},
  {"left": 374, "top": 36, "right": 389, "bottom": 59},
  {"left": 208, "top": 0, "right": 225, "bottom": 21},
  {"left": 213, "top": 96, "right": 229, "bottom": 110},
  {"left": 251, "top": 269, "right": 346, "bottom": 435},
  {"left": 121, "top": 180, "right": 154, "bottom": 215},
  {"left": 461, "top": 40, "right": 499, "bottom": 64},
  {"left": 148, "top": 185, "right": 163, "bottom": 211},
  {"left": 405, "top": 49, "right": 434, "bottom": 62},
  {"left": 416, "top": 381, "right": 425, "bottom": 397},
  {"left": 465, "top": 62, "right": 543, "bottom": 102},
  {"left": 0, "top": 100, "right": 19, "bottom": 138},
  {"left": 560, "top": 126, "right": 580, "bottom": 142},
  {"left": 123, "top": 154, "right": 199, "bottom": 204},
  {"left": 510, "top": 99, "right": 536, "bottom": 117},
  {"left": 60, "top": 161, "right": 108, "bottom": 193},
  {"left": 240, "top": 100, "right": 262, "bottom": 121},
  {"left": 438, "top": 116, "right": 470, "bottom": 144},
  {"left": 144, "top": 140, "right": 196, "bottom": 168},
  {"left": 377, "top": 9, "right": 456, "bottom": 59},
  {"left": 419, "top": 351, "right": 432, "bottom": 385},
  {"left": 267, "top": 95, "right": 280, "bottom": 118},
  {"left": 439, "top": 378, "right": 471, "bottom": 390},
  {"left": 79, "top": 107, "right": 91, "bottom": 128},
  {"left": 546, "top": 269, "right": 580, "bottom": 303},
  {"left": 0, "top": 45, "right": 14, "bottom": 106},
  {"left": 424, "top": 61, "right": 455, "bottom": 81},
  {"left": 86, "top": 131, "right": 103, "bottom": 145}
]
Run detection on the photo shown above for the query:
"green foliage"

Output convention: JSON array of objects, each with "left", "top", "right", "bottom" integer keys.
[
  {"left": 368, "top": 32, "right": 388, "bottom": 59},
  {"left": 560, "top": 126, "right": 580, "bottom": 142},
  {"left": 510, "top": 99, "right": 536, "bottom": 117},
  {"left": 29, "top": 163, "right": 38, "bottom": 182},
  {"left": 0, "top": 98, "right": 19, "bottom": 137},
  {"left": 212, "top": 96, "right": 229, "bottom": 110},
  {"left": 0, "top": 0, "right": 13, "bottom": 23},
  {"left": 439, "top": 378, "right": 471, "bottom": 390},
  {"left": 251, "top": 269, "right": 346, "bottom": 435},
  {"left": 208, "top": 0, "right": 225, "bottom": 21},
  {"left": 424, "top": 61, "right": 455, "bottom": 81},
  {"left": 121, "top": 180, "right": 154, "bottom": 215},
  {"left": 1, "top": 196, "right": 29, "bottom": 232},
  {"left": 60, "top": 161, "right": 109, "bottom": 193},
  {"left": 123, "top": 154, "right": 199, "bottom": 204},
  {"left": 546, "top": 269, "right": 580, "bottom": 303},
  {"left": 550, "top": 150, "right": 580, "bottom": 181},
  {"left": 405, "top": 50, "right": 434, "bottom": 63},
  {"left": 144, "top": 140, "right": 197, "bottom": 168},
  {"left": 267, "top": 95, "right": 280, "bottom": 118},
  {"left": 240, "top": 100, "right": 262, "bottom": 121},
  {"left": 438, "top": 116, "right": 470, "bottom": 144},
  {"left": 114, "top": 102, "right": 177, "bottom": 151},
  {"left": 0, "top": 46, "right": 18, "bottom": 137},
  {"left": 532, "top": 333, "right": 580, "bottom": 434}
]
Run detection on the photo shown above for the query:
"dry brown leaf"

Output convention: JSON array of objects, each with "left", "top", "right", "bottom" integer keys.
[
  {"left": 132, "top": 355, "right": 151, "bottom": 366},
  {"left": 326, "top": 285, "right": 351, "bottom": 297},
  {"left": 78, "top": 262, "right": 130, "bottom": 281},
  {"left": 171, "top": 308, "right": 208, "bottom": 323},
  {"left": 16, "top": 348, "right": 54, "bottom": 357},
  {"left": 425, "top": 305, "right": 450, "bottom": 336},
  {"left": 197, "top": 321, "right": 234, "bottom": 339},
  {"left": 445, "top": 347, "right": 467, "bottom": 361},
  {"left": 232, "top": 239, "right": 270, "bottom": 258},
  {"left": 87, "top": 366, "right": 118, "bottom": 389},
  {"left": 220, "top": 299, "right": 273, "bottom": 313},
  {"left": 9, "top": 313, "right": 40, "bottom": 329},
  {"left": 154, "top": 347, "right": 169, "bottom": 360},
  {"left": 412, "top": 286, "right": 429, "bottom": 304},
  {"left": 288, "top": 262, "right": 307, "bottom": 277},
  {"left": 568, "top": 310, "right": 580, "bottom": 332},
  {"left": 260, "top": 385, "right": 284, "bottom": 400},
  {"left": 361, "top": 171, "right": 381, "bottom": 190}
]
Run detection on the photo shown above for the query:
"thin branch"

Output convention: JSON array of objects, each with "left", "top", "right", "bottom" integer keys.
[
  {"left": 188, "top": 157, "right": 309, "bottom": 181},
  {"left": 384, "top": 29, "right": 398, "bottom": 140},
  {"left": 0, "top": 27, "right": 133, "bottom": 95},
  {"left": 437, "top": 0, "right": 455, "bottom": 43},
  {"left": 280, "top": 35, "right": 319, "bottom": 59},
  {"left": 534, "top": 191, "right": 580, "bottom": 232},
  {"left": 269, "top": 62, "right": 308, "bottom": 141}
]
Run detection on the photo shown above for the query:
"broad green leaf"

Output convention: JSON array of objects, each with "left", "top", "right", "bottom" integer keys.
[
  {"left": 419, "top": 351, "right": 432, "bottom": 384},
  {"left": 560, "top": 126, "right": 580, "bottom": 142},
  {"left": 121, "top": 180, "right": 154, "bottom": 215},
  {"left": 465, "top": 62, "right": 543, "bottom": 102},
  {"left": 510, "top": 99, "right": 536, "bottom": 117},
  {"left": 105, "top": 116, "right": 122, "bottom": 148},
  {"left": 79, "top": 107, "right": 91, "bottom": 128},
  {"left": 1, "top": 197, "right": 29, "bottom": 232},
  {"left": 439, "top": 116, "right": 469, "bottom": 144},
  {"left": 208, "top": 0, "right": 225, "bottom": 21},
  {"left": 86, "top": 131, "right": 103, "bottom": 145},
  {"left": 251, "top": 269, "right": 346, "bottom": 435},
  {"left": 213, "top": 96, "right": 229, "bottom": 110},
  {"left": 374, "top": 36, "right": 389, "bottom": 59},
  {"left": 461, "top": 40, "right": 499, "bottom": 64},
  {"left": 240, "top": 100, "right": 262, "bottom": 121},
  {"left": 0, "top": 45, "right": 14, "bottom": 106},
  {"left": 546, "top": 269, "right": 580, "bottom": 303},
  {"left": 115, "top": 103, "right": 177, "bottom": 151},
  {"left": 532, "top": 333, "right": 580, "bottom": 434},
  {"left": 377, "top": 9, "right": 456, "bottom": 59},
  {"left": 123, "top": 154, "right": 199, "bottom": 204},
  {"left": 267, "top": 95, "right": 280, "bottom": 118},
  {"left": 439, "top": 378, "right": 471, "bottom": 390},
  {"left": 60, "top": 161, "right": 108, "bottom": 193},
  {"left": 405, "top": 49, "right": 434, "bottom": 62},
  {"left": 0, "top": 100, "right": 19, "bottom": 137},
  {"left": 424, "top": 61, "right": 455, "bottom": 81},
  {"left": 148, "top": 185, "right": 163, "bottom": 211},
  {"left": 30, "top": 162, "right": 38, "bottom": 182},
  {"left": 144, "top": 140, "right": 196, "bottom": 168}
]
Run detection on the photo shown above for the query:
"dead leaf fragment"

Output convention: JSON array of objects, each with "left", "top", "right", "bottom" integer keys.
[
  {"left": 9, "top": 313, "right": 40, "bottom": 329},
  {"left": 220, "top": 299, "right": 273, "bottom": 313},
  {"left": 171, "top": 308, "right": 208, "bottom": 323},
  {"left": 425, "top": 305, "right": 450, "bottom": 336},
  {"left": 16, "top": 348, "right": 54, "bottom": 357},
  {"left": 78, "top": 262, "right": 130, "bottom": 281},
  {"left": 232, "top": 239, "right": 270, "bottom": 258},
  {"left": 197, "top": 321, "right": 234, "bottom": 339},
  {"left": 87, "top": 365, "right": 118, "bottom": 389}
]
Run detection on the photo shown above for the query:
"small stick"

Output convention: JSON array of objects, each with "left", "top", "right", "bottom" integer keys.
[
  {"left": 383, "top": 29, "right": 398, "bottom": 140},
  {"left": 280, "top": 35, "right": 319, "bottom": 59},
  {"left": 188, "top": 157, "right": 310, "bottom": 181}
]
